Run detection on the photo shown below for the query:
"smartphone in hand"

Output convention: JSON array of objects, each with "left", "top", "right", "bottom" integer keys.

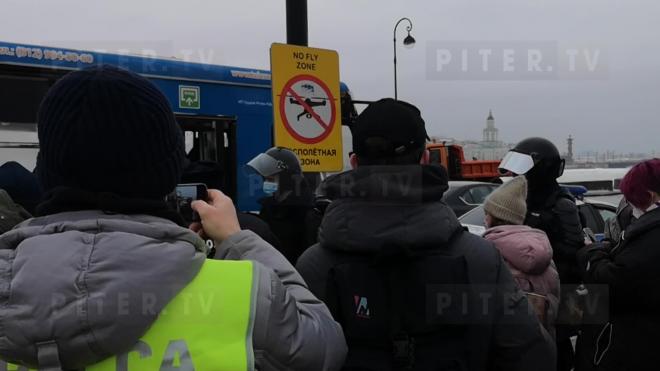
[{"left": 167, "top": 183, "right": 208, "bottom": 224}]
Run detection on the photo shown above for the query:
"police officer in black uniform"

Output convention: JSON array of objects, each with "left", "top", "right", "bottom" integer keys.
[
  {"left": 499, "top": 137, "right": 585, "bottom": 371},
  {"left": 247, "top": 147, "right": 321, "bottom": 264}
]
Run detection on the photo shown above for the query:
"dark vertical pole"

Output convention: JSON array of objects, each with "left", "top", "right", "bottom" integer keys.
[
  {"left": 393, "top": 18, "right": 413, "bottom": 101},
  {"left": 393, "top": 35, "right": 398, "bottom": 100},
  {"left": 286, "top": 0, "right": 318, "bottom": 186},
  {"left": 286, "top": 0, "right": 308, "bottom": 46}
]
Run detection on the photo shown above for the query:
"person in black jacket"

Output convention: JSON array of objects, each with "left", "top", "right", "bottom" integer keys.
[
  {"left": 499, "top": 138, "right": 585, "bottom": 285},
  {"left": 576, "top": 159, "right": 660, "bottom": 371},
  {"left": 499, "top": 137, "right": 585, "bottom": 371},
  {"left": 575, "top": 196, "right": 634, "bottom": 371},
  {"left": 297, "top": 98, "right": 555, "bottom": 371},
  {"left": 247, "top": 147, "right": 320, "bottom": 264}
]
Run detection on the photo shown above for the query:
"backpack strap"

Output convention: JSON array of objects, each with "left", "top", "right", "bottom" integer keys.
[
  {"left": 36, "top": 341, "right": 63, "bottom": 371},
  {"left": 380, "top": 228, "right": 468, "bottom": 371},
  {"left": 370, "top": 245, "right": 415, "bottom": 370},
  {"left": 388, "top": 263, "right": 415, "bottom": 371}
]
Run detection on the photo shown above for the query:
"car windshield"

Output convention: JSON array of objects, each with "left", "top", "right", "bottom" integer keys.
[{"left": 458, "top": 205, "right": 486, "bottom": 226}]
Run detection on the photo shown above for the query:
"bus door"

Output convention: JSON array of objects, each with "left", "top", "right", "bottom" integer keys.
[{"left": 177, "top": 116, "right": 238, "bottom": 201}]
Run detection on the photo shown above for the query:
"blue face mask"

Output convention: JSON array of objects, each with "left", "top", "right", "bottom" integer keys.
[{"left": 263, "top": 181, "right": 278, "bottom": 195}]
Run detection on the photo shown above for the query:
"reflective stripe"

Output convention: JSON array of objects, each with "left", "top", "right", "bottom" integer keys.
[
  {"left": 88, "top": 259, "right": 255, "bottom": 371},
  {"left": 0, "top": 362, "right": 30, "bottom": 370}
]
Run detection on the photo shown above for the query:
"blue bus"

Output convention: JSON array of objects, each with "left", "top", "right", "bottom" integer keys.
[{"left": 0, "top": 41, "right": 355, "bottom": 211}]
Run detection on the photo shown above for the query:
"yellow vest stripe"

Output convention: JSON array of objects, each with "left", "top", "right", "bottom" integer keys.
[
  {"left": 2, "top": 259, "right": 256, "bottom": 371},
  {"left": 88, "top": 259, "right": 255, "bottom": 371}
]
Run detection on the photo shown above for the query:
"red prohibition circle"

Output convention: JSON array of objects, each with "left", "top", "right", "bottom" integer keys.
[{"left": 279, "top": 74, "right": 336, "bottom": 144}]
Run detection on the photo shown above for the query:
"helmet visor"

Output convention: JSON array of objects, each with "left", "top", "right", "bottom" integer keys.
[
  {"left": 247, "top": 153, "right": 287, "bottom": 177},
  {"left": 498, "top": 151, "right": 535, "bottom": 175}
]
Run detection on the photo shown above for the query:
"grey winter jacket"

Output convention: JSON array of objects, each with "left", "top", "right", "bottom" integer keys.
[
  {"left": 0, "top": 210, "right": 347, "bottom": 370},
  {"left": 297, "top": 165, "right": 556, "bottom": 371}
]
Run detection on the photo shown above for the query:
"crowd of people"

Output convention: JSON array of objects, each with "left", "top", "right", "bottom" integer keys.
[{"left": 0, "top": 65, "right": 658, "bottom": 370}]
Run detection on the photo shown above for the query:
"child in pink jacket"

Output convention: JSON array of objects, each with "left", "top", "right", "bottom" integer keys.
[{"left": 483, "top": 176, "right": 560, "bottom": 339}]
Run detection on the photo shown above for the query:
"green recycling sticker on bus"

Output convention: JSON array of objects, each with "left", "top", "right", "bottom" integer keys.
[{"left": 179, "top": 85, "right": 200, "bottom": 109}]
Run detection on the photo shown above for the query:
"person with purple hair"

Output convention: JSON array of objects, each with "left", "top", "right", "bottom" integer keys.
[{"left": 576, "top": 159, "right": 660, "bottom": 370}]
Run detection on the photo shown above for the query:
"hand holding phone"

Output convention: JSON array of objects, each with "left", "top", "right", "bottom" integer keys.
[
  {"left": 583, "top": 227, "right": 597, "bottom": 245},
  {"left": 190, "top": 189, "right": 241, "bottom": 243},
  {"left": 169, "top": 183, "right": 208, "bottom": 224}
]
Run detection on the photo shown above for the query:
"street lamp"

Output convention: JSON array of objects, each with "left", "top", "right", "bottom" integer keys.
[{"left": 393, "top": 17, "right": 416, "bottom": 100}]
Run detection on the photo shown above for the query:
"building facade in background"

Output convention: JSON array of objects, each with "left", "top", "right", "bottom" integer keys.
[{"left": 461, "top": 110, "right": 512, "bottom": 161}]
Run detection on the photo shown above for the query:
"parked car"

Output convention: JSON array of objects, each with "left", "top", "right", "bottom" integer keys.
[
  {"left": 459, "top": 199, "right": 617, "bottom": 236},
  {"left": 584, "top": 190, "right": 624, "bottom": 211},
  {"left": 443, "top": 181, "right": 500, "bottom": 217}
]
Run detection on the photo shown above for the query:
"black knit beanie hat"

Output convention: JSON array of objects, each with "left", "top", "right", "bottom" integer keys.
[{"left": 36, "top": 65, "right": 185, "bottom": 199}]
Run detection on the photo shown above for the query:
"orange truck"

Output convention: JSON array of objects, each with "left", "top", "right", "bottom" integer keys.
[{"left": 426, "top": 143, "right": 502, "bottom": 182}]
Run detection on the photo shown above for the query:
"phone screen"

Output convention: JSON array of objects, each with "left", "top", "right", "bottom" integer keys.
[{"left": 168, "top": 183, "right": 208, "bottom": 223}]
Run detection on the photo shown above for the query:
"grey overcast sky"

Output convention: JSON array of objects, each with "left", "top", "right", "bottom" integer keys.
[{"left": 4, "top": 0, "right": 660, "bottom": 154}]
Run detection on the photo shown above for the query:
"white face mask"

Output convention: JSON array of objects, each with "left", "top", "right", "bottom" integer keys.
[{"left": 262, "top": 181, "right": 279, "bottom": 195}]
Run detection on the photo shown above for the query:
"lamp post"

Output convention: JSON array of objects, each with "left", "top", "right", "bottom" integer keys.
[
  {"left": 393, "top": 17, "right": 416, "bottom": 100},
  {"left": 286, "top": 0, "right": 308, "bottom": 46}
]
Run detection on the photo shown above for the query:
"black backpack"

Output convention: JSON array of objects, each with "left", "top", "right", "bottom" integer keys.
[{"left": 325, "top": 240, "right": 473, "bottom": 371}]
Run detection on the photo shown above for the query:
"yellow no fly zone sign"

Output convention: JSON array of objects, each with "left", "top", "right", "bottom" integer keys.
[{"left": 270, "top": 43, "right": 343, "bottom": 172}]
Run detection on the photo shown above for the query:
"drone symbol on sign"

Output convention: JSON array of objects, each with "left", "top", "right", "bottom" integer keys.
[
  {"left": 279, "top": 74, "right": 337, "bottom": 145},
  {"left": 289, "top": 97, "right": 327, "bottom": 120}
]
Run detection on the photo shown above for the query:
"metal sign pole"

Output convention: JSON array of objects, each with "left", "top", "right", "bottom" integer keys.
[{"left": 286, "top": 0, "right": 308, "bottom": 46}]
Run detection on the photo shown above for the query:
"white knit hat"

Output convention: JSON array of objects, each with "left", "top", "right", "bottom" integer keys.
[{"left": 483, "top": 176, "right": 528, "bottom": 225}]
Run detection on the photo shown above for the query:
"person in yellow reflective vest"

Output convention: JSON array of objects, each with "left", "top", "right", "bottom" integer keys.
[{"left": 0, "top": 65, "right": 347, "bottom": 371}]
